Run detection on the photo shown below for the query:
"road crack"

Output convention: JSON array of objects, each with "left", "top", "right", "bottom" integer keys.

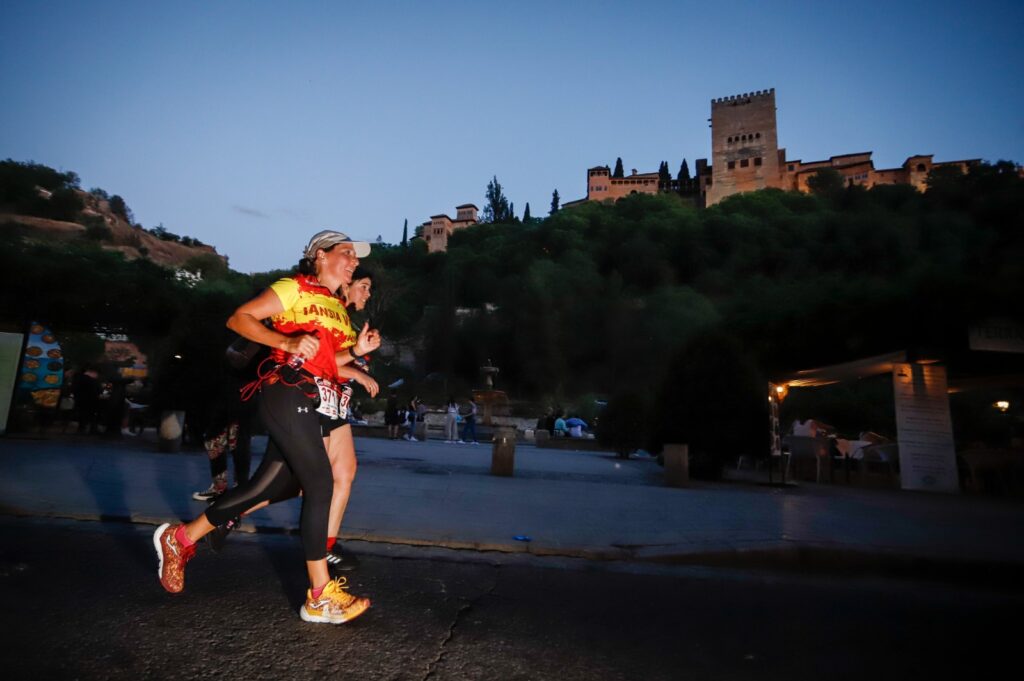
[{"left": 423, "top": 567, "right": 499, "bottom": 680}]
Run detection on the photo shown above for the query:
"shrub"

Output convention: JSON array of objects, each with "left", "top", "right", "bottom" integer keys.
[
  {"left": 652, "top": 330, "right": 767, "bottom": 479},
  {"left": 42, "top": 187, "right": 84, "bottom": 221},
  {"left": 151, "top": 225, "right": 180, "bottom": 242},
  {"left": 596, "top": 390, "right": 653, "bottom": 458},
  {"left": 84, "top": 220, "right": 112, "bottom": 241},
  {"left": 108, "top": 195, "right": 133, "bottom": 223}
]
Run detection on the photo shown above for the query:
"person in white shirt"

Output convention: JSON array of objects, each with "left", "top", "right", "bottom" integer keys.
[
  {"left": 792, "top": 418, "right": 819, "bottom": 438},
  {"left": 444, "top": 396, "right": 459, "bottom": 443}
]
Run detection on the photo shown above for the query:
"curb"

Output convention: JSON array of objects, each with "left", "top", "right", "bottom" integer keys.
[{"left": 6, "top": 507, "right": 1023, "bottom": 586}]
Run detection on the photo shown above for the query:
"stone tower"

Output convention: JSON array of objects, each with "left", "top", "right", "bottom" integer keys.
[{"left": 706, "top": 89, "right": 782, "bottom": 206}]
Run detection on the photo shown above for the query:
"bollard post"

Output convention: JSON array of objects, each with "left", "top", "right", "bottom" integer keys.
[
  {"left": 158, "top": 410, "right": 185, "bottom": 453},
  {"left": 491, "top": 427, "right": 516, "bottom": 476},
  {"left": 664, "top": 443, "right": 689, "bottom": 487}
]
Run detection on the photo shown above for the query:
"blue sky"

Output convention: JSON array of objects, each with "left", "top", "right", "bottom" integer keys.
[{"left": 2, "top": 1, "right": 1021, "bottom": 273}]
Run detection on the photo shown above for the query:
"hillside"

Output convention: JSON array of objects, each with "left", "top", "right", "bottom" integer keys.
[{"left": 0, "top": 160, "right": 224, "bottom": 270}]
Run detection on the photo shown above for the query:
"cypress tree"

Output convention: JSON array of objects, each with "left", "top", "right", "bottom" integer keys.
[
  {"left": 523, "top": 202, "right": 531, "bottom": 222},
  {"left": 484, "top": 176, "right": 511, "bottom": 223},
  {"left": 401, "top": 219, "right": 408, "bottom": 247},
  {"left": 550, "top": 189, "right": 560, "bottom": 215},
  {"left": 613, "top": 157, "right": 624, "bottom": 178},
  {"left": 677, "top": 159, "right": 691, "bottom": 194}
]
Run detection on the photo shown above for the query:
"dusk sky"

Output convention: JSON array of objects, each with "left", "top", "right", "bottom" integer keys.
[{"left": 2, "top": 1, "right": 1021, "bottom": 273}]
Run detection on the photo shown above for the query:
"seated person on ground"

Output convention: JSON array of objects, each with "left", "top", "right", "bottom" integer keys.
[{"left": 553, "top": 413, "right": 568, "bottom": 437}]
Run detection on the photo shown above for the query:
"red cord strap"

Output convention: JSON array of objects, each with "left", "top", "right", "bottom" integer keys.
[{"left": 239, "top": 357, "right": 316, "bottom": 402}]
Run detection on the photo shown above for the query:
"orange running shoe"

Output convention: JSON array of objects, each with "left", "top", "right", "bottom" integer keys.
[
  {"left": 153, "top": 523, "right": 196, "bottom": 593},
  {"left": 300, "top": 577, "right": 371, "bottom": 624}
]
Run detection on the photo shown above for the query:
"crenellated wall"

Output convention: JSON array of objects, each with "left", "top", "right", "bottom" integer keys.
[{"left": 707, "top": 88, "right": 782, "bottom": 205}]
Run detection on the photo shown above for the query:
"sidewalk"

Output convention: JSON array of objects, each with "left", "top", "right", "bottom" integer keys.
[{"left": 2, "top": 431, "right": 1023, "bottom": 577}]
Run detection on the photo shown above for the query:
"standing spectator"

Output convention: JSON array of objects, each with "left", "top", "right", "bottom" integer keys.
[
  {"left": 444, "top": 396, "right": 459, "bottom": 443},
  {"left": 126, "top": 379, "right": 152, "bottom": 435},
  {"left": 403, "top": 397, "right": 420, "bottom": 441},
  {"left": 58, "top": 376, "right": 76, "bottom": 433},
  {"left": 416, "top": 397, "right": 428, "bottom": 428},
  {"left": 537, "top": 407, "right": 555, "bottom": 436},
  {"left": 384, "top": 389, "right": 401, "bottom": 440},
  {"left": 102, "top": 377, "right": 128, "bottom": 438},
  {"left": 458, "top": 396, "right": 478, "bottom": 445},
  {"left": 73, "top": 366, "right": 101, "bottom": 435}
]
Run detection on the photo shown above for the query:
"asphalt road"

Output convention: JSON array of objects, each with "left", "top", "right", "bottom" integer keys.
[{"left": 1, "top": 516, "right": 1016, "bottom": 680}]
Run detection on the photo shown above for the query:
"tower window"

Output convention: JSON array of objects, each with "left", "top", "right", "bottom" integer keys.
[
  {"left": 727, "top": 161, "right": 736, "bottom": 170},
  {"left": 754, "top": 157, "right": 762, "bottom": 166},
  {"left": 740, "top": 159, "right": 749, "bottom": 168},
  {"left": 756, "top": 132, "right": 761, "bottom": 139}
]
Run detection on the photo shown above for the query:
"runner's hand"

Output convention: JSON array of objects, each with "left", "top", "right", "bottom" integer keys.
[
  {"left": 353, "top": 322, "right": 381, "bottom": 355},
  {"left": 354, "top": 371, "right": 379, "bottom": 397},
  {"left": 282, "top": 334, "right": 319, "bottom": 360}
]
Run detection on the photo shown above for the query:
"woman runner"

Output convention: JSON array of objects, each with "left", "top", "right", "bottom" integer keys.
[
  {"left": 205, "top": 268, "right": 378, "bottom": 572},
  {"left": 153, "top": 230, "right": 378, "bottom": 625},
  {"left": 321, "top": 267, "right": 377, "bottom": 571}
]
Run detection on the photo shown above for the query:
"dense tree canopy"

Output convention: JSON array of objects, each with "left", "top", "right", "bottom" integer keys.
[
  {"left": 366, "top": 162, "right": 1021, "bottom": 460},
  {"left": 3, "top": 160, "right": 1021, "bottom": 460}
]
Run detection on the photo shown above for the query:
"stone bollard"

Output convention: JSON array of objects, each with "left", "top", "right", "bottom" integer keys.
[
  {"left": 491, "top": 427, "right": 516, "bottom": 477},
  {"left": 664, "top": 443, "right": 689, "bottom": 487},
  {"left": 158, "top": 410, "right": 185, "bottom": 453}
]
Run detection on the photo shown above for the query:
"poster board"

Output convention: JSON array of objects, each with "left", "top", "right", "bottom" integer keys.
[
  {"left": 892, "top": 363, "right": 960, "bottom": 493},
  {"left": 0, "top": 332, "right": 25, "bottom": 434},
  {"left": 18, "top": 323, "right": 63, "bottom": 409}
]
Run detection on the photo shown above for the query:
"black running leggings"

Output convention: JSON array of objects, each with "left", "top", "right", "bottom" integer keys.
[{"left": 205, "top": 379, "right": 331, "bottom": 561}]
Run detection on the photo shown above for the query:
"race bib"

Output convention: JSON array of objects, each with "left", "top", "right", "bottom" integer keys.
[
  {"left": 338, "top": 384, "right": 353, "bottom": 421},
  {"left": 314, "top": 377, "right": 340, "bottom": 419},
  {"left": 314, "top": 377, "right": 352, "bottom": 420}
]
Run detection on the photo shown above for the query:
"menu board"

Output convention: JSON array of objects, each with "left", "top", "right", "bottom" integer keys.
[
  {"left": 892, "top": 363, "right": 960, "bottom": 493},
  {"left": 19, "top": 323, "right": 63, "bottom": 409}
]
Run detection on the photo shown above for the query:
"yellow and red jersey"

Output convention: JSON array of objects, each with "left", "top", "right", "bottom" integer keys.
[{"left": 268, "top": 274, "right": 355, "bottom": 381}]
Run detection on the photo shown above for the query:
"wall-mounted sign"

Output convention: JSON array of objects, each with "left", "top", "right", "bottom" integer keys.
[
  {"left": 892, "top": 363, "right": 959, "bottom": 493},
  {"left": 969, "top": 319, "right": 1024, "bottom": 353}
]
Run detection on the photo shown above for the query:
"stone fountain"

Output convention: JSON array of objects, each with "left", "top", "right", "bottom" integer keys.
[{"left": 473, "top": 359, "right": 509, "bottom": 425}]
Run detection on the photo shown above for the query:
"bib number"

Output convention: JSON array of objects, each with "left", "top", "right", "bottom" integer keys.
[{"left": 314, "top": 378, "right": 352, "bottom": 420}]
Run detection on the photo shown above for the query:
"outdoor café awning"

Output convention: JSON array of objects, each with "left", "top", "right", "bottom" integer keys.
[
  {"left": 773, "top": 349, "right": 1024, "bottom": 393},
  {"left": 772, "top": 350, "right": 911, "bottom": 388}
]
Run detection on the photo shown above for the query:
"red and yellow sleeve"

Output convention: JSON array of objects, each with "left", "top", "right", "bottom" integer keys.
[{"left": 269, "top": 278, "right": 301, "bottom": 311}]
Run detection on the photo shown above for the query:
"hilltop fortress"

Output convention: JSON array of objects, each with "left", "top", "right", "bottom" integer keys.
[
  {"left": 575, "top": 88, "right": 977, "bottom": 208},
  {"left": 419, "top": 89, "right": 981, "bottom": 251},
  {"left": 421, "top": 204, "right": 479, "bottom": 254}
]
